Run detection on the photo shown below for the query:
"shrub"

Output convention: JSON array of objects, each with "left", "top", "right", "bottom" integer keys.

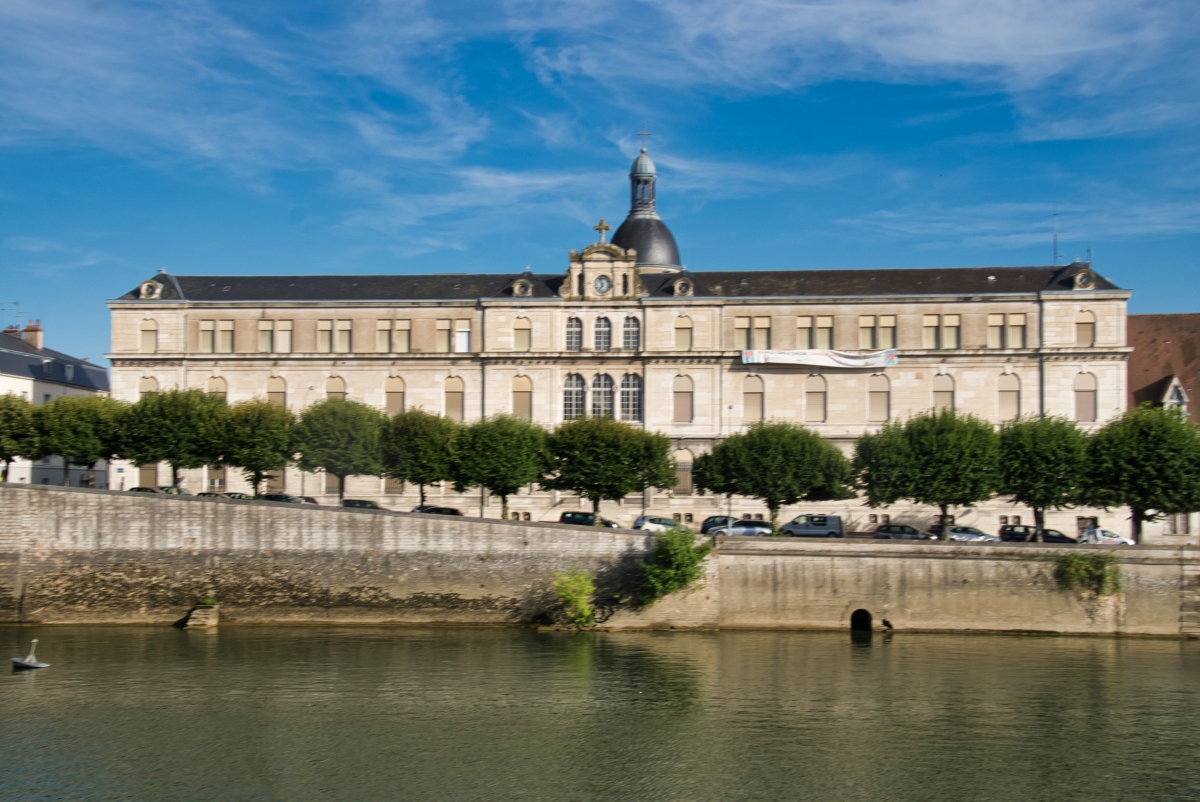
[
  {"left": 640, "top": 527, "right": 713, "bottom": 605},
  {"left": 553, "top": 571, "right": 596, "bottom": 627},
  {"left": 1053, "top": 553, "right": 1121, "bottom": 596}
]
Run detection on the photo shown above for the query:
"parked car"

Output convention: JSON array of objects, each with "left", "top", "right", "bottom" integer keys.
[
  {"left": 342, "top": 499, "right": 386, "bottom": 510},
  {"left": 196, "top": 492, "right": 250, "bottom": 502},
  {"left": 128, "top": 486, "right": 163, "bottom": 494},
  {"left": 633, "top": 515, "right": 685, "bottom": 533},
  {"left": 999, "top": 525, "right": 1078, "bottom": 544},
  {"left": 700, "top": 515, "right": 734, "bottom": 534},
  {"left": 1077, "top": 529, "right": 1135, "bottom": 546},
  {"left": 259, "top": 493, "right": 305, "bottom": 504},
  {"left": 300, "top": 496, "right": 320, "bottom": 505},
  {"left": 780, "top": 514, "right": 843, "bottom": 538},
  {"left": 412, "top": 504, "right": 463, "bottom": 516},
  {"left": 874, "top": 524, "right": 930, "bottom": 540},
  {"left": 944, "top": 526, "right": 1001, "bottom": 543},
  {"left": 559, "top": 511, "right": 618, "bottom": 528},
  {"left": 711, "top": 520, "right": 774, "bottom": 537}
]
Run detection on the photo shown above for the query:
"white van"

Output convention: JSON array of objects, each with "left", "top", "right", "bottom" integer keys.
[{"left": 780, "top": 514, "right": 843, "bottom": 538}]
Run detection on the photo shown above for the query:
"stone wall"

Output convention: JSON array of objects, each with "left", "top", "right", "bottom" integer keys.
[{"left": 2, "top": 484, "right": 1196, "bottom": 635}]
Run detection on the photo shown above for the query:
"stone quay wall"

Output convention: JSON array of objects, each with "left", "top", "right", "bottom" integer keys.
[{"left": 2, "top": 484, "right": 1197, "bottom": 636}]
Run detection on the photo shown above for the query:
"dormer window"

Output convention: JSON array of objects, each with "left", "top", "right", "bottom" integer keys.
[
  {"left": 139, "top": 280, "right": 162, "bottom": 300},
  {"left": 673, "top": 278, "right": 692, "bottom": 296},
  {"left": 513, "top": 280, "right": 532, "bottom": 297}
]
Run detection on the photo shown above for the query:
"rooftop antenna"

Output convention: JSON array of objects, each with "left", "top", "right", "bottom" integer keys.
[
  {"left": 0, "top": 301, "right": 20, "bottom": 329},
  {"left": 1052, "top": 208, "right": 1063, "bottom": 266}
]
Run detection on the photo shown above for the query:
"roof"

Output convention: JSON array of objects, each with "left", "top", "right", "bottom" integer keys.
[
  {"left": 610, "top": 215, "right": 682, "bottom": 269},
  {"left": 0, "top": 332, "right": 110, "bottom": 393},
  {"left": 1127, "top": 313, "right": 1200, "bottom": 423}
]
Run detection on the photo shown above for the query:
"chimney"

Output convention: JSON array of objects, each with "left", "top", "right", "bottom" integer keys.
[
  {"left": 2, "top": 325, "right": 20, "bottom": 340},
  {"left": 23, "top": 320, "right": 43, "bottom": 349}
]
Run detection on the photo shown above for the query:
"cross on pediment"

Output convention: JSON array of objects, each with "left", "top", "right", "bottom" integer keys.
[{"left": 593, "top": 218, "right": 611, "bottom": 243}]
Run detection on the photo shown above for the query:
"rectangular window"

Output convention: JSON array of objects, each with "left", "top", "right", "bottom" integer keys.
[
  {"left": 207, "top": 465, "right": 226, "bottom": 491},
  {"left": 318, "top": 320, "right": 333, "bottom": 353},
  {"left": 1008, "top": 314, "right": 1027, "bottom": 349},
  {"left": 446, "top": 391, "right": 464, "bottom": 422},
  {"left": 752, "top": 317, "right": 771, "bottom": 350},
  {"left": 675, "top": 326, "right": 693, "bottom": 352},
  {"left": 1077, "top": 321, "right": 1096, "bottom": 347},
  {"left": 675, "top": 465, "right": 693, "bottom": 495},
  {"left": 335, "top": 320, "right": 352, "bottom": 353},
  {"left": 266, "top": 470, "right": 284, "bottom": 493},
  {"left": 386, "top": 391, "right": 405, "bottom": 416},
  {"left": 325, "top": 473, "right": 341, "bottom": 494},
  {"left": 878, "top": 316, "right": 896, "bottom": 349},
  {"left": 268, "top": 389, "right": 286, "bottom": 407},
  {"left": 674, "top": 391, "right": 693, "bottom": 423},
  {"left": 514, "top": 324, "right": 531, "bottom": 352},
  {"left": 815, "top": 317, "right": 833, "bottom": 349},
  {"left": 139, "top": 465, "right": 158, "bottom": 487},
  {"left": 797, "top": 317, "right": 813, "bottom": 349},
  {"left": 276, "top": 321, "right": 292, "bottom": 354},
  {"left": 999, "top": 390, "right": 1020, "bottom": 421},
  {"left": 385, "top": 476, "right": 404, "bottom": 494},
  {"left": 436, "top": 320, "right": 451, "bottom": 353},
  {"left": 377, "top": 320, "right": 392, "bottom": 353},
  {"left": 1165, "top": 513, "right": 1191, "bottom": 535},
  {"left": 805, "top": 391, "right": 826, "bottom": 422},
  {"left": 513, "top": 391, "right": 532, "bottom": 420},
  {"left": 199, "top": 320, "right": 215, "bottom": 354},
  {"left": 942, "top": 315, "right": 961, "bottom": 349},
  {"left": 987, "top": 314, "right": 1006, "bottom": 349},
  {"left": 394, "top": 320, "right": 410, "bottom": 353},
  {"left": 258, "top": 320, "right": 274, "bottom": 353},
  {"left": 1076, "top": 390, "right": 1097, "bottom": 423},
  {"left": 217, "top": 320, "right": 234, "bottom": 354},
  {"left": 744, "top": 393, "right": 763, "bottom": 422},
  {"left": 923, "top": 315, "right": 940, "bottom": 349},
  {"left": 859, "top": 316, "right": 876, "bottom": 350},
  {"left": 734, "top": 317, "right": 751, "bottom": 350},
  {"left": 454, "top": 320, "right": 471, "bottom": 353},
  {"left": 869, "top": 391, "right": 889, "bottom": 422}
]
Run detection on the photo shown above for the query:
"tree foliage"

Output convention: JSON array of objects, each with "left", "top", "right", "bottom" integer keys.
[
  {"left": 0, "top": 393, "right": 38, "bottom": 481},
  {"left": 541, "top": 417, "right": 675, "bottom": 520},
  {"left": 552, "top": 570, "right": 596, "bottom": 628},
  {"left": 639, "top": 527, "right": 713, "bottom": 605},
  {"left": 223, "top": 399, "right": 295, "bottom": 496},
  {"left": 293, "top": 398, "right": 386, "bottom": 500},
  {"left": 117, "top": 389, "right": 227, "bottom": 487},
  {"left": 997, "top": 416, "right": 1088, "bottom": 540},
  {"left": 382, "top": 409, "right": 461, "bottom": 505},
  {"left": 1084, "top": 404, "right": 1200, "bottom": 541},
  {"left": 853, "top": 408, "right": 998, "bottom": 539},
  {"left": 452, "top": 415, "right": 547, "bottom": 519},
  {"left": 695, "top": 421, "right": 853, "bottom": 531},
  {"left": 33, "top": 394, "right": 126, "bottom": 485}
]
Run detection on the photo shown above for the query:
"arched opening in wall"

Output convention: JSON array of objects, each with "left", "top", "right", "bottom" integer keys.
[
  {"left": 565, "top": 317, "right": 582, "bottom": 351},
  {"left": 675, "top": 316, "right": 693, "bottom": 351},
  {"left": 385, "top": 376, "right": 405, "bottom": 416},
  {"left": 444, "top": 376, "right": 465, "bottom": 422},
  {"left": 139, "top": 320, "right": 158, "bottom": 354},
  {"left": 620, "top": 374, "right": 643, "bottom": 422},
  {"left": 998, "top": 374, "right": 1020, "bottom": 421},
  {"left": 1075, "top": 310, "right": 1096, "bottom": 347},
  {"left": 850, "top": 609, "right": 873, "bottom": 631},
  {"left": 623, "top": 317, "right": 640, "bottom": 350},
  {"left": 868, "top": 374, "right": 890, "bottom": 422},
  {"left": 805, "top": 374, "right": 826, "bottom": 423},
  {"left": 673, "top": 375, "right": 694, "bottom": 423},
  {"left": 594, "top": 317, "right": 611, "bottom": 351},
  {"left": 674, "top": 448, "right": 694, "bottom": 495},
  {"left": 563, "top": 374, "right": 585, "bottom": 420},
  {"left": 1074, "top": 373, "right": 1097, "bottom": 422},
  {"left": 591, "top": 374, "right": 613, "bottom": 418},
  {"left": 512, "top": 375, "right": 533, "bottom": 420},
  {"left": 205, "top": 376, "right": 227, "bottom": 401},
  {"left": 325, "top": 376, "right": 346, "bottom": 401},
  {"left": 138, "top": 376, "right": 158, "bottom": 399},
  {"left": 743, "top": 375, "right": 764, "bottom": 422},
  {"left": 932, "top": 374, "right": 954, "bottom": 410},
  {"left": 266, "top": 376, "right": 287, "bottom": 407}
]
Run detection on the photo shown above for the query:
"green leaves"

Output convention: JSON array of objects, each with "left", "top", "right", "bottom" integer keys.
[
  {"left": 382, "top": 409, "right": 460, "bottom": 504},
  {"left": 223, "top": 399, "right": 294, "bottom": 495},
  {"left": 639, "top": 527, "right": 713, "bottom": 605},
  {"left": 293, "top": 399, "right": 386, "bottom": 497},
  {"left": 540, "top": 417, "right": 675, "bottom": 515},
  {"left": 997, "top": 416, "right": 1087, "bottom": 531},
  {"left": 452, "top": 415, "right": 547, "bottom": 516},
  {"left": 117, "top": 389, "right": 227, "bottom": 485},
  {"left": 0, "top": 393, "right": 38, "bottom": 480}
]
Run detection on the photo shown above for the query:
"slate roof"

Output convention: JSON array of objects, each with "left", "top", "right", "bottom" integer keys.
[
  {"left": 0, "top": 332, "right": 110, "bottom": 393},
  {"left": 116, "top": 262, "right": 1118, "bottom": 304}
]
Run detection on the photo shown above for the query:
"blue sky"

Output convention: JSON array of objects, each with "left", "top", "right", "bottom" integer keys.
[{"left": 1, "top": 0, "right": 1198, "bottom": 362}]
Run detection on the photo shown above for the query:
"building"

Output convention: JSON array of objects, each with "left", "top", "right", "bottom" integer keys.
[
  {"left": 1, "top": 321, "right": 112, "bottom": 486},
  {"left": 107, "top": 148, "right": 1137, "bottom": 536}
]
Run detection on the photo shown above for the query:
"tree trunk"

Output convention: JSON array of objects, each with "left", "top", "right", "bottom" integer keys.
[
  {"left": 592, "top": 496, "right": 602, "bottom": 525},
  {"left": 252, "top": 471, "right": 263, "bottom": 497},
  {"left": 500, "top": 495, "right": 509, "bottom": 520},
  {"left": 1033, "top": 507, "right": 1045, "bottom": 543},
  {"left": 419, "top": 483, "right": 426, "bottom": 505},
  {"left": 338, "top": 475, "right": 346, "bottom": 502},
  {"left": 1131, "top": 507, "right": 1143, "bottom": 544},
  {"left": 768, "top": 502, "right": 779, "bottom": 534},
  {"left": 62, "top": 459, "right": 70, "bottom": 487},
  {"left": 2, "top": 457, "right": 9, "bottom": 482},
  {"left": 171, "top": 464, "right": 181, "bottom": 488},
  {"left": 86, "top": 463, "right": 96, "bottom": 488},
  {"left": 939, "top": 504, "right": 950, "bottom": 540}
]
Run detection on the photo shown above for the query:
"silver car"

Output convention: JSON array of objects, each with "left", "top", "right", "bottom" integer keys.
[
  {"left": 944, "top": 526, "right": 1001, "bottom": 543},
  {"left": 711, "top": 520, "right": 774, "bottom": 537}
]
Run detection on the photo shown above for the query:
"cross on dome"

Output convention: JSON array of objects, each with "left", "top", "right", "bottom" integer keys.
[{"left": 593, "top": 218, "right": 611, "bottom": 243}]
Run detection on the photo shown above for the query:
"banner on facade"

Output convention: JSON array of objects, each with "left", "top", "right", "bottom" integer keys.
[{"left": 741, "top": 349, "right": 898, "bottom": 369}]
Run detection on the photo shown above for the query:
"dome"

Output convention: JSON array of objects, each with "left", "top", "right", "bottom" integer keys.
[
  {"left": 631, "top": 147, "right": 656, "bottom": 177},
  {"left": 611, "top": 216, "right": 681, "bottom": 270}
]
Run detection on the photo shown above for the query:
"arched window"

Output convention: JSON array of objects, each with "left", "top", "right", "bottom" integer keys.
[
  {"left": 563, "top": 374, "right": 585, "bottom": 420},
  {"left": 445, "top": 376, "right": 465, "bottom": 422},
  {"left": 933, "top": 374, "right": 954, "bottom": 410},
  {"left": 805, "top": 375, "right": 826, "bottom": 423},
  {"left": 674, "top": 448, "right": 694, "bottom": 495},
  {"left": 591, "top": 374, "right": 614, "bottom": 418},
  {"left": 744, "top": 375, "right": 764, "bottom": 422},
  {"left": 512, "top": 375, "right": 532, "bottom": 420},
  {"left": 266, "top": 376, "right": 287, "bottom": 408},
  {"left": 620, "top": 374, "right": 643, "bottom": 422},
  {"left": 513, "top": 318, "right": 531, "bottom": 352},
  {"left": 999, "top": 374, "right": 1020, "bottom": 421},
  {"left": 622, "top": 274, "right": 629, "bottom": 295},
  {"left": 1075, "top": 310, "right": 1096, "bottom": 347},
  {"left": 325, "top": 376, "right": 346, "bottom": 401},
  {"left": 623, "top": 317, "right": 640, "bottom": 350},
  {"left": 139, "top": 320, "right": 158, "bottom": 354},
  {"left": 869, "top": 374, "right": 890, "bottom": 422},
  {"left": 1074, "top": 373, "right": 1097, "bottom": 422},
  {"left": 205, "top": 376, "right": 227, "bottom": 401},
  {"left": 673, "top": 375, "right": 694, "bottom": 423},
  {"left": 594, "top": 317, "right": 612, "bottom": 351},
  {"left": 675, "top": 316, "right": 693, "bottom": 351},
  {"left": 138, "top": 376, "right": 158, "bottom": 399},
  {"left": 385, "top": 376, "right": 405, "bottom": 416},
  {"left": 566, "top": 317, "right": 582, "bottom": 351}
]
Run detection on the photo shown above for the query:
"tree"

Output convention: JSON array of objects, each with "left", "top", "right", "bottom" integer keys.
[
  {"left": 998, "top": 416, "right": 1088, "bottom": 541},
  {"left": 33, "top": 394, "right": 126, "bottom": 486},
  {"left": 223, "top": 399, "right": 294, "bottom": 496},
  {"left": 695, "top": 421, "right": 853, "bottom": 531},
  {"left": 117, "top": 389, "right": 227, "bottom": 488},
  {"left": 1084, "top": 404, "right": 1200, "bottom": 542},
  {"left": 293, "top": 398, "right": 385, "bottom": 501},
  {"left": 0, "top": 393, "right": 38, "bottom": 482},
  {"left": 452, "top": 415, "right": 547, "bottom": 519},
  {"left": 541, "top": 417, "right": 675, "bottom": 523},
  {"left": 382, "top": 409, "right": 460, "bottom": 506},
  {"left": 853, "top": 408, "right": 998, "bottom": 540}
]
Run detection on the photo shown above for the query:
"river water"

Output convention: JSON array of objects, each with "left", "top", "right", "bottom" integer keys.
[{"left": 2, "top": 626, "right": 1198, "bottom": 801}]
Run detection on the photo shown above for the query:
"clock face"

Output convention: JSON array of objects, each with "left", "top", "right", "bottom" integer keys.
[{"left": 594, "top": 275, "right": 612, "bottom": 294}]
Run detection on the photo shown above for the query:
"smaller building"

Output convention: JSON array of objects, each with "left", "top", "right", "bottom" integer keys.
[{"left": 1, "top": 322, "right": 112, "bottom": 487}]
